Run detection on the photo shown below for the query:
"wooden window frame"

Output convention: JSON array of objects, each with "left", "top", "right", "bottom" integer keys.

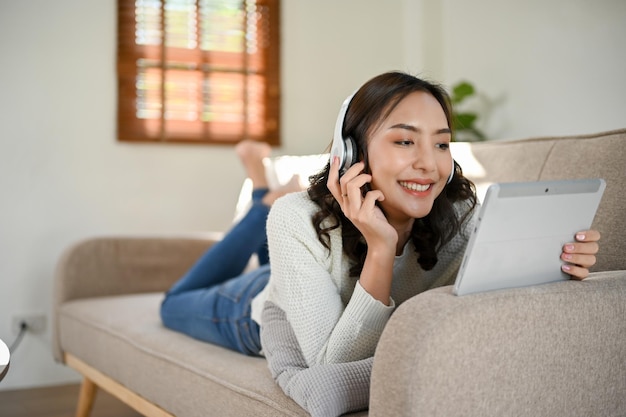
[{"left": 117, "top": 0, "right": 281, "bottom": 145}]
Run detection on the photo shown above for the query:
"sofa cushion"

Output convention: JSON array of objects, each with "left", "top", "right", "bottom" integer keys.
[
  {"left": 451, "top": 139, "right": 555, "bottom": 200},
  {"left": 58, "top": 293, "right": 311, "bottom": 417}
]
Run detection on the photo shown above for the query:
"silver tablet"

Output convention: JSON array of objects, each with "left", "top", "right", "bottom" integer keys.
[{"left": 453, "top": 178, "right": 606, "bottom": 296}]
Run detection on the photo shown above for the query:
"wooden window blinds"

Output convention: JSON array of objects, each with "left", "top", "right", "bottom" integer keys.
[{"left": 117, "top": 0, "right": 280, "bottom": 144}]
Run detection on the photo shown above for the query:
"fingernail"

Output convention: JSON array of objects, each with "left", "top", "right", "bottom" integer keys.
[
  {"left": 576, "top": 233, "right": 585, "bottom": 241},
  {"left": 563, "top": 253, "right": 573, "bottom": 260},
  {"left": 562, "top": 264, "right": 571, "bottom": 272},
  {"left": 565, "top": 244, "right": 575, "bottom": 252}
]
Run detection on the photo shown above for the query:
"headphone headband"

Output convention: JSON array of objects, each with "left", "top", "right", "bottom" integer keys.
[{"left": 333, "top": 93, "right": 355, "bottom": 146}]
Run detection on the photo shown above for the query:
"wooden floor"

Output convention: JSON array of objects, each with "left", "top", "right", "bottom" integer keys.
[{"left": 0, "top": 383, "right": 143, "bottom": 417}]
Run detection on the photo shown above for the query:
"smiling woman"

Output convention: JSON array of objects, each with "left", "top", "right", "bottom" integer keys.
[
  {"left": 367, "top": 92, "right": 454, "bottom": 224},
  {"left": 117, "top": 0, "right": 281, "bottom": 144}
]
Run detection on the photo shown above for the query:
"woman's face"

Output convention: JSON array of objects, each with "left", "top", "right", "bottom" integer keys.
[{"left": 366, "top": 91, "right": 452, "bottom": 225}]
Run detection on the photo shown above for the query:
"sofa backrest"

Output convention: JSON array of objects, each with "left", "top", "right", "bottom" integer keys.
[{"left": 454, "top": 129, "right": 625, "bottom": 272}]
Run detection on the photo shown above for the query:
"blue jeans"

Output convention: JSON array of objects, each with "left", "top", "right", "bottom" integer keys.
[{"left": 160, "top": 189, "right": 271, "bottom": 356}]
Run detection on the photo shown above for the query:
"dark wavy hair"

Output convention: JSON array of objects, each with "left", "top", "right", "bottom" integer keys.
[{"left": 308, "top": 71, "right": 477, "bottom": 276}]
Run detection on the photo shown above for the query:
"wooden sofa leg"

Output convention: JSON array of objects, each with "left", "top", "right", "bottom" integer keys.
[
  {"left": 75, "top": 377, "right": 97, "bottom": 417},
  {"left": 65, "top": 353, "right": 176, "bottom": 417}
]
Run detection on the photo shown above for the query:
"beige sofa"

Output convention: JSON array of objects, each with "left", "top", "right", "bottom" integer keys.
[{"left": 53, "top": 129, "right": 626, "bottom": 417}]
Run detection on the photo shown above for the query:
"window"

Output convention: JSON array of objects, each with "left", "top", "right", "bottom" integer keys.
[{"left": 117, "top": 0, "right": 280, "bottom": 145}]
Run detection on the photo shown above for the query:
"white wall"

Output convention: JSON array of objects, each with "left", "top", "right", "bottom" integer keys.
[
  {"left": 280, "top": 1, "right": 408, "bottom": 155},
  {"left": 439, "top": 0, "right": 626, "bottom": 139},
  {"left": 0, "top": 0, "right": 624, "bottom": 390}
]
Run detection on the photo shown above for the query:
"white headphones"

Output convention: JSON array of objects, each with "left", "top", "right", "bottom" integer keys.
[
  {"left": 330, "top": 93, "right": 358, "bottom": 176},
  {"left": 330, "top": 92, "right": 456, "bottom": 184},
  {"left": 447, "top": 156, "right": 456, "bottom": 184}
]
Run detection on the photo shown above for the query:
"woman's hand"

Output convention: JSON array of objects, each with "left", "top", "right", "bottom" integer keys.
[
  {"left": 328, "top": 157, "right": 398, "bottom": 304},
  {"left": 561, "top": 229, "right": 601, "bottom": 280},
  {"left": 327, "top": 157, "right": 397, "bottom": 251}
]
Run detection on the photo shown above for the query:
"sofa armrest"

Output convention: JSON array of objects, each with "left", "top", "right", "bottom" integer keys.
[
  {"left": 370, "top": 270, "right": 626, "bottom": 417},
  {"left": 52, "top": 234, "right": 219, "bottom": 362}
]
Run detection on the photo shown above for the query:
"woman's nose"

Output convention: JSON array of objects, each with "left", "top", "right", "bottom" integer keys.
[{"left": 411, "top": 144, "right": 437, "bottom": 172}]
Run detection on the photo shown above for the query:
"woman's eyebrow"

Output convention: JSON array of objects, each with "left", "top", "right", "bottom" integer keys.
[{"left": 389, "top": 123, "right": 451, "bottom": 135}]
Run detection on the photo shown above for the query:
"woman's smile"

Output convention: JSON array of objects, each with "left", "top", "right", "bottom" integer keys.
[{"left": 398, "top": 180, "right": 433, "bottom": 194}]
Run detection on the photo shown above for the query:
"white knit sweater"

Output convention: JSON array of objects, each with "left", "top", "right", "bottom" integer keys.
[{"left": 251, "top": 191, "right": 476, "bottom": 367}]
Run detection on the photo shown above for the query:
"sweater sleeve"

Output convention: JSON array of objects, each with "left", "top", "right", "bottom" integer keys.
[
  {"left": 260, "top": 301, "right": 372, "bottom": 417},
  {"left": 266, "top": 192, "right": 394, "bottom": 366}
]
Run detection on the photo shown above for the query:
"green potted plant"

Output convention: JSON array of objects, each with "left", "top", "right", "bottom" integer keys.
[{"left": 450, "top": 81, "right": 487, "bottom": 142}]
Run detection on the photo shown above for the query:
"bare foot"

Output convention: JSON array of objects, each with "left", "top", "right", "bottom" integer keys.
[
  {"left": 235, "top": 140, "right": 272, "bottom": 188},
  {"left": 262, "top": 175, "right": 306, "bottom": 206}
]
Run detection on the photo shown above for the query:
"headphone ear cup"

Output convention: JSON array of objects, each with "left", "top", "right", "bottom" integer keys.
[
  {"left": 344, "top": 137, "right": 358, "bottom": 171},
  {"left": 447, "top": 158, "right": 456, "bottom": 184}
]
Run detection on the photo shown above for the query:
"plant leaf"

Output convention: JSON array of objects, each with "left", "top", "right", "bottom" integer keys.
[
  {"left": 451, "top": 81, "right": 475, "bottom": 104},
  {"left": 453, "top": 112, "right": 478, "bottom": 129}
]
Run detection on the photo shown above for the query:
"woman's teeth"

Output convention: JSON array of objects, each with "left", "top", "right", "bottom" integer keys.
[{"left": 399, "top": 181, "right": 430, "bottom": 192}]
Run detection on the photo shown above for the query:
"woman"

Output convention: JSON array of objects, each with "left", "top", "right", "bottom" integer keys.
[
  {"left": 161, "top": 71, "right": 600, "bottom": 414},
  {"left": 260, "top": 72, "right": 599, "bottom": 367}
]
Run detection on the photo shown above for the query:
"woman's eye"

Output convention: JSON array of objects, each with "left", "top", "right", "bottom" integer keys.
[
  {"left": 395, "top": 139, "right": 413, "bottom": 146},
  {"left": 436, "top": 143, "right": 450, "bottom": 150}
]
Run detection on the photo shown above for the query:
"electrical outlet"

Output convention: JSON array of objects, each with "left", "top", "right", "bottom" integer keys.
[{"left": 12, "top": 314, "right": 47, "bottom": 334}]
